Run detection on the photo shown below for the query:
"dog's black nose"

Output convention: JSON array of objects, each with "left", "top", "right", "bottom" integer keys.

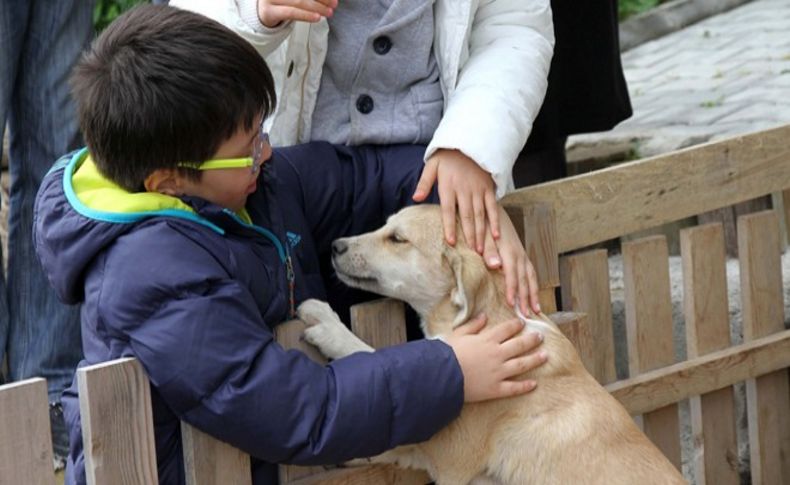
[{"left": 332, "top": 239, "right": 348, "bottom": 256}]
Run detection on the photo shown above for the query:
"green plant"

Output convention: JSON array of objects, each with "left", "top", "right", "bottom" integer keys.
[
  {"left": 93, "top": 0, "right": 148, "bottom": 32},
  {"left": 619, "top": 0, "right": 663, "bottom": 22}
]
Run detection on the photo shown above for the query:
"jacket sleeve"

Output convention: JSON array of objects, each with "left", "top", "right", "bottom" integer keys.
[
  {"left": 426, "top": 0, "right": 555, "bottom": 199},
  {"left": 99, "top": 237, "right": 463, "bottom": 464},
  {"left": 169, "top": 0, "right": 293, "bottom": 58}
]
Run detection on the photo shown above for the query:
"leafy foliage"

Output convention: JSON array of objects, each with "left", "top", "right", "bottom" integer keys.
[
  {"left": 93, "top": 0, "right": 149, "bottom": 32},
  {"left": 619, "top": 0, "right": 663, "bottom": 22}
]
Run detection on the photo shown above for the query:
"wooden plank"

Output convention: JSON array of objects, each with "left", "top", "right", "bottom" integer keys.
[
  {"left": 349, "top": 299, "right": 407, "bottom": 349},
  {"left": 502, "top": 125, "right": 790, "bottom": 252},
  {"left": 77, "top": 358, "right": 158, "bottom": 485},
  {"left": 680, "top": 223, "right": 739, "bottom": 485},
  {"left": 549, "top": 311, "right": 593, "bottom": 373},
  {"left": 559, "top": 249, "right": 617, "bottom": 384},
  {"left": 350, "top": 300, "right": 431, "bottom": 485},
  {"left": 288, "top": 465, "right": 429, "bottom": 485},
  {"left": 503, "top": 203, "right": 560, "bottom": 289},
  {"left": 622, "top": 236, "right": 681, "bottom": 469},
  {"left": 782, "top": 189, "right": 790, "bottom": 247},
  {"left": 698, "top": 196, "right": 772, "bottom": 257},
  {"left": 537, "top": 288, "right": 558, "bottom": 314},
  {"left": 182, "top": 423, "right": 251, "bottom": 485},
  {"left": 606, "top": 329, "right": 790, "bottom": 415},
  {"left": 0, "top": 378, "right": 55, "bottom": 485},
  {"left": 738, "top": 210, "right": 790, "bottom": 485},
  {"left": 274, "top": 320, "right": 329, "bottom": 484}
]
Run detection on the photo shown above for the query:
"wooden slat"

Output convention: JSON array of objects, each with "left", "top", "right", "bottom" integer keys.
[
  {"left": 274, "top": 319, "right": 329, "bottom": 484},
  {"left": 680, "top": 223, "right": 739, "bottom": 485},
  {"left": 537, "top": 288, "right": 558, "bottom": 314},
  {"left": 288, "top": 464, "right": 429, "bottom": 485},
  {"left": 502, "top": 125, "right": 790, "bottom": 252},
  {"left": 182, "top": 423, "right": 251, "bottom": 485},
  {"left": 606, "top": 329, "right": 790, "bottom": 415},
  {"left": 622, "top": 236, "right": 681, "bottom": 469},
  {"left": 78, "top": 358, "right": 158, "bottom": 485},
  {"left": 503, "top": 204, "right": 560, "bottom": 290},
  {"left": 349, "top": 299, "right": 407, "bottom": 349},
  {"left": 549, "top": 311, "right": 593, "bottom": 372},
  {"left": 559, "top": 249, "right": 617, "bottom": 384},
  {"left": 738, "top": 210, "right": 790, "bottom": 484},
  {"left": 0, "top": 378, "right": 55, "bottom": 485},
  {"left": 782, "top": 188, "right": 790, "bottom": 246},
  {"left": 350, "top": 300, "right": 430, "bottom": 485}
]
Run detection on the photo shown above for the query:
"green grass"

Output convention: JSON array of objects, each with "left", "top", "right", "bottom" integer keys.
[{"left": 619, "top": 0, "right": 664, "bottom": 22}]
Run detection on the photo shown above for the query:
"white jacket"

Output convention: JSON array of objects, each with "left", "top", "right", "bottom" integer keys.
[{"left": 170, "top": 0, "right": 554, "bottom": 197}]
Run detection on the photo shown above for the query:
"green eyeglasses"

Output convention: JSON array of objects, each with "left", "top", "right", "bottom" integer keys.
[{"left": 181, "top": 128, "right": 270, "bottom": 175}]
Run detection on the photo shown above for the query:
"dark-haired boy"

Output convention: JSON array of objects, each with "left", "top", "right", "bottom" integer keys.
[{"left": 34, "top": 5, "right": 545, "bottom": 485}]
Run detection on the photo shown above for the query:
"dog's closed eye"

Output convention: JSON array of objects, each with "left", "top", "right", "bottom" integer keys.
[{"left": 387, "top": 232, "right": 408, "bottom": 244}]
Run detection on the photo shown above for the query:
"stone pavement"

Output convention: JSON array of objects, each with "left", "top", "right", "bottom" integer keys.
[{"left": 569, "top": 0, "right": 790, "bottom": 158}]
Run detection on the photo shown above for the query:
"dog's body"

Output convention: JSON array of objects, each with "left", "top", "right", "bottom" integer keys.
[{"left": 298, "top": 205, "right": 685, "bottom": 485}]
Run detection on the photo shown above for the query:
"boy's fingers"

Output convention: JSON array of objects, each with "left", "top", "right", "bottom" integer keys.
[
  {"left": 485, "top": 318, "right": 524, "bottom": 343},
  {"left": 496, "top": 379, "right": 537, "bottom": 398},
  {"left": 502, "top": 351, "right": 548, "bottom": 378},
  {"left": 501, "top": 331, "right": 543, "bottom": 359},
  {"left": 485, "top": 192, "right": 500, "bottom": 239},
  {"left": 413, "top": 158, "right": 438, "bottom": 202}
]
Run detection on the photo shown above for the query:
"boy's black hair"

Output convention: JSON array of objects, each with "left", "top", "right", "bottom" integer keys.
[{"left": 71, "top": 5, "right": 276, "bottom": 191}]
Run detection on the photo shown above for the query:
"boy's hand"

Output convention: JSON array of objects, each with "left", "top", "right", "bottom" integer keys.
[
  {"left": 413, "top": 149, "right": 500, "bottom": 255},
  {"left": 257, "top": 0, "right": 337, "bottom": 28},
  {"left": 444, "top": 315, "right": 547, "bottom": 403},
  {"left": 484, "top": 207, "right": 541, "bottom": 315}
]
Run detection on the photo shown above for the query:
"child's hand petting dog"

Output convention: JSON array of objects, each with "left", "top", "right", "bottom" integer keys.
[
  {"left": 482, "top": 207, "right": 541, "bottom": 316},
  {"left": 444, "top": 314, "right": 546, "bottom": 403}
]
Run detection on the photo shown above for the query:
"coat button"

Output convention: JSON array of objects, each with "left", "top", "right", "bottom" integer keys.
[
  {"left": 287, "top": 61, "right": 295, "bottom": 77},
  {"left": 372, "top": 36, "right": 392, "bottom": 55},
  {"left": 356, "top": 94, "right": 374, "bottom": 114}
]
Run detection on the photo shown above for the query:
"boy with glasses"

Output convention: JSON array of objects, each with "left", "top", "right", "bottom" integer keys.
[{"left": 34, "top": 6, "right": 546, "bottom": 485}]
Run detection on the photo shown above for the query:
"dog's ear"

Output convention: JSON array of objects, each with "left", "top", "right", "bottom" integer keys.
[{"left": 443, "top": 245, "right": 488, "bottom": 327}]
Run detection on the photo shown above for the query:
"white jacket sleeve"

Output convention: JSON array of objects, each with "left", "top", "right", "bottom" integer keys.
[
  {"left": 169, "top": 0, "right": 293, "bottom": 58},
  {"left": 426, "top": 0, "right": 554, "bottom": 198}
]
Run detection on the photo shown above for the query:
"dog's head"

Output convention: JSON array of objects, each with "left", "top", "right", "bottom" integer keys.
[{"left": 332, "top": 205, "right": 493, "bottom": 330}]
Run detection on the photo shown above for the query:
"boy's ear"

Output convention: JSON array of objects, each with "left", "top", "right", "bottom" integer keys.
[{"left": 144, "top": 168, "right": 183, "bottom": 196}]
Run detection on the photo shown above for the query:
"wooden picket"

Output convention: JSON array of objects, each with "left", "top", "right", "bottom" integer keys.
[
  {"left": 0, "top": 378, "right": 54, "bottom": 485},
  {"left": 680, "top": 223, "right": 739, "bottom": 484}
]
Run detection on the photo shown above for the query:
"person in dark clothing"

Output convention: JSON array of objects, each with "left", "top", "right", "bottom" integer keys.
[
  {"left": 514, "top": 0, "right": 632, "bottom": 187},
  {"left": 33, "top": 6, "right": 546, "bottom": 484}
]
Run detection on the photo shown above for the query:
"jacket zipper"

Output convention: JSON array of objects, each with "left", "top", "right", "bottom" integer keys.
[{"left": 223, "top": 210, "right": 296, "bottom": 318}]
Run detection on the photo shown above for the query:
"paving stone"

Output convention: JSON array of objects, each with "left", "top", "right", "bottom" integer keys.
[{"left": 589, "top": 0, "right": 790, "bottom": 155}]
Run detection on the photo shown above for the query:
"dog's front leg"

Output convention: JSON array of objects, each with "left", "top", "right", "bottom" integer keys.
[{"left": 297, "top": 299, "right": 374, "bottom": 359}]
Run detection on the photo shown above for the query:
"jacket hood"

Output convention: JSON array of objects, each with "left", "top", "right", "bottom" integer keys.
[{"left": 34, "top": 149, "right": 240, "bottom": 305}]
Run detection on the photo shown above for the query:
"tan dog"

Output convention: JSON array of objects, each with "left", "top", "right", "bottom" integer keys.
[{"left": 298, "top": 204, "right": 686, "bottom": 485}]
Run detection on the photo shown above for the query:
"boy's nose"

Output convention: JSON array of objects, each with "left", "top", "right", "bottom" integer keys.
[{"left": 332, "top": 240, "right": 348, "bottom": 256}]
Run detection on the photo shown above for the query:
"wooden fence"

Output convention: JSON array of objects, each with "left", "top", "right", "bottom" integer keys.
[{"left": 2, "top": 124, "right": 790, "bottom": 484}]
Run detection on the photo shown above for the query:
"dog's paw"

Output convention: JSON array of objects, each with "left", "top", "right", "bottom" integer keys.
[
  {"left": 298, "top": 300, "right": 374, "bottom": 358},
  {"left": 297, "top": 299, "right": 342, "bottom": 328}
]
